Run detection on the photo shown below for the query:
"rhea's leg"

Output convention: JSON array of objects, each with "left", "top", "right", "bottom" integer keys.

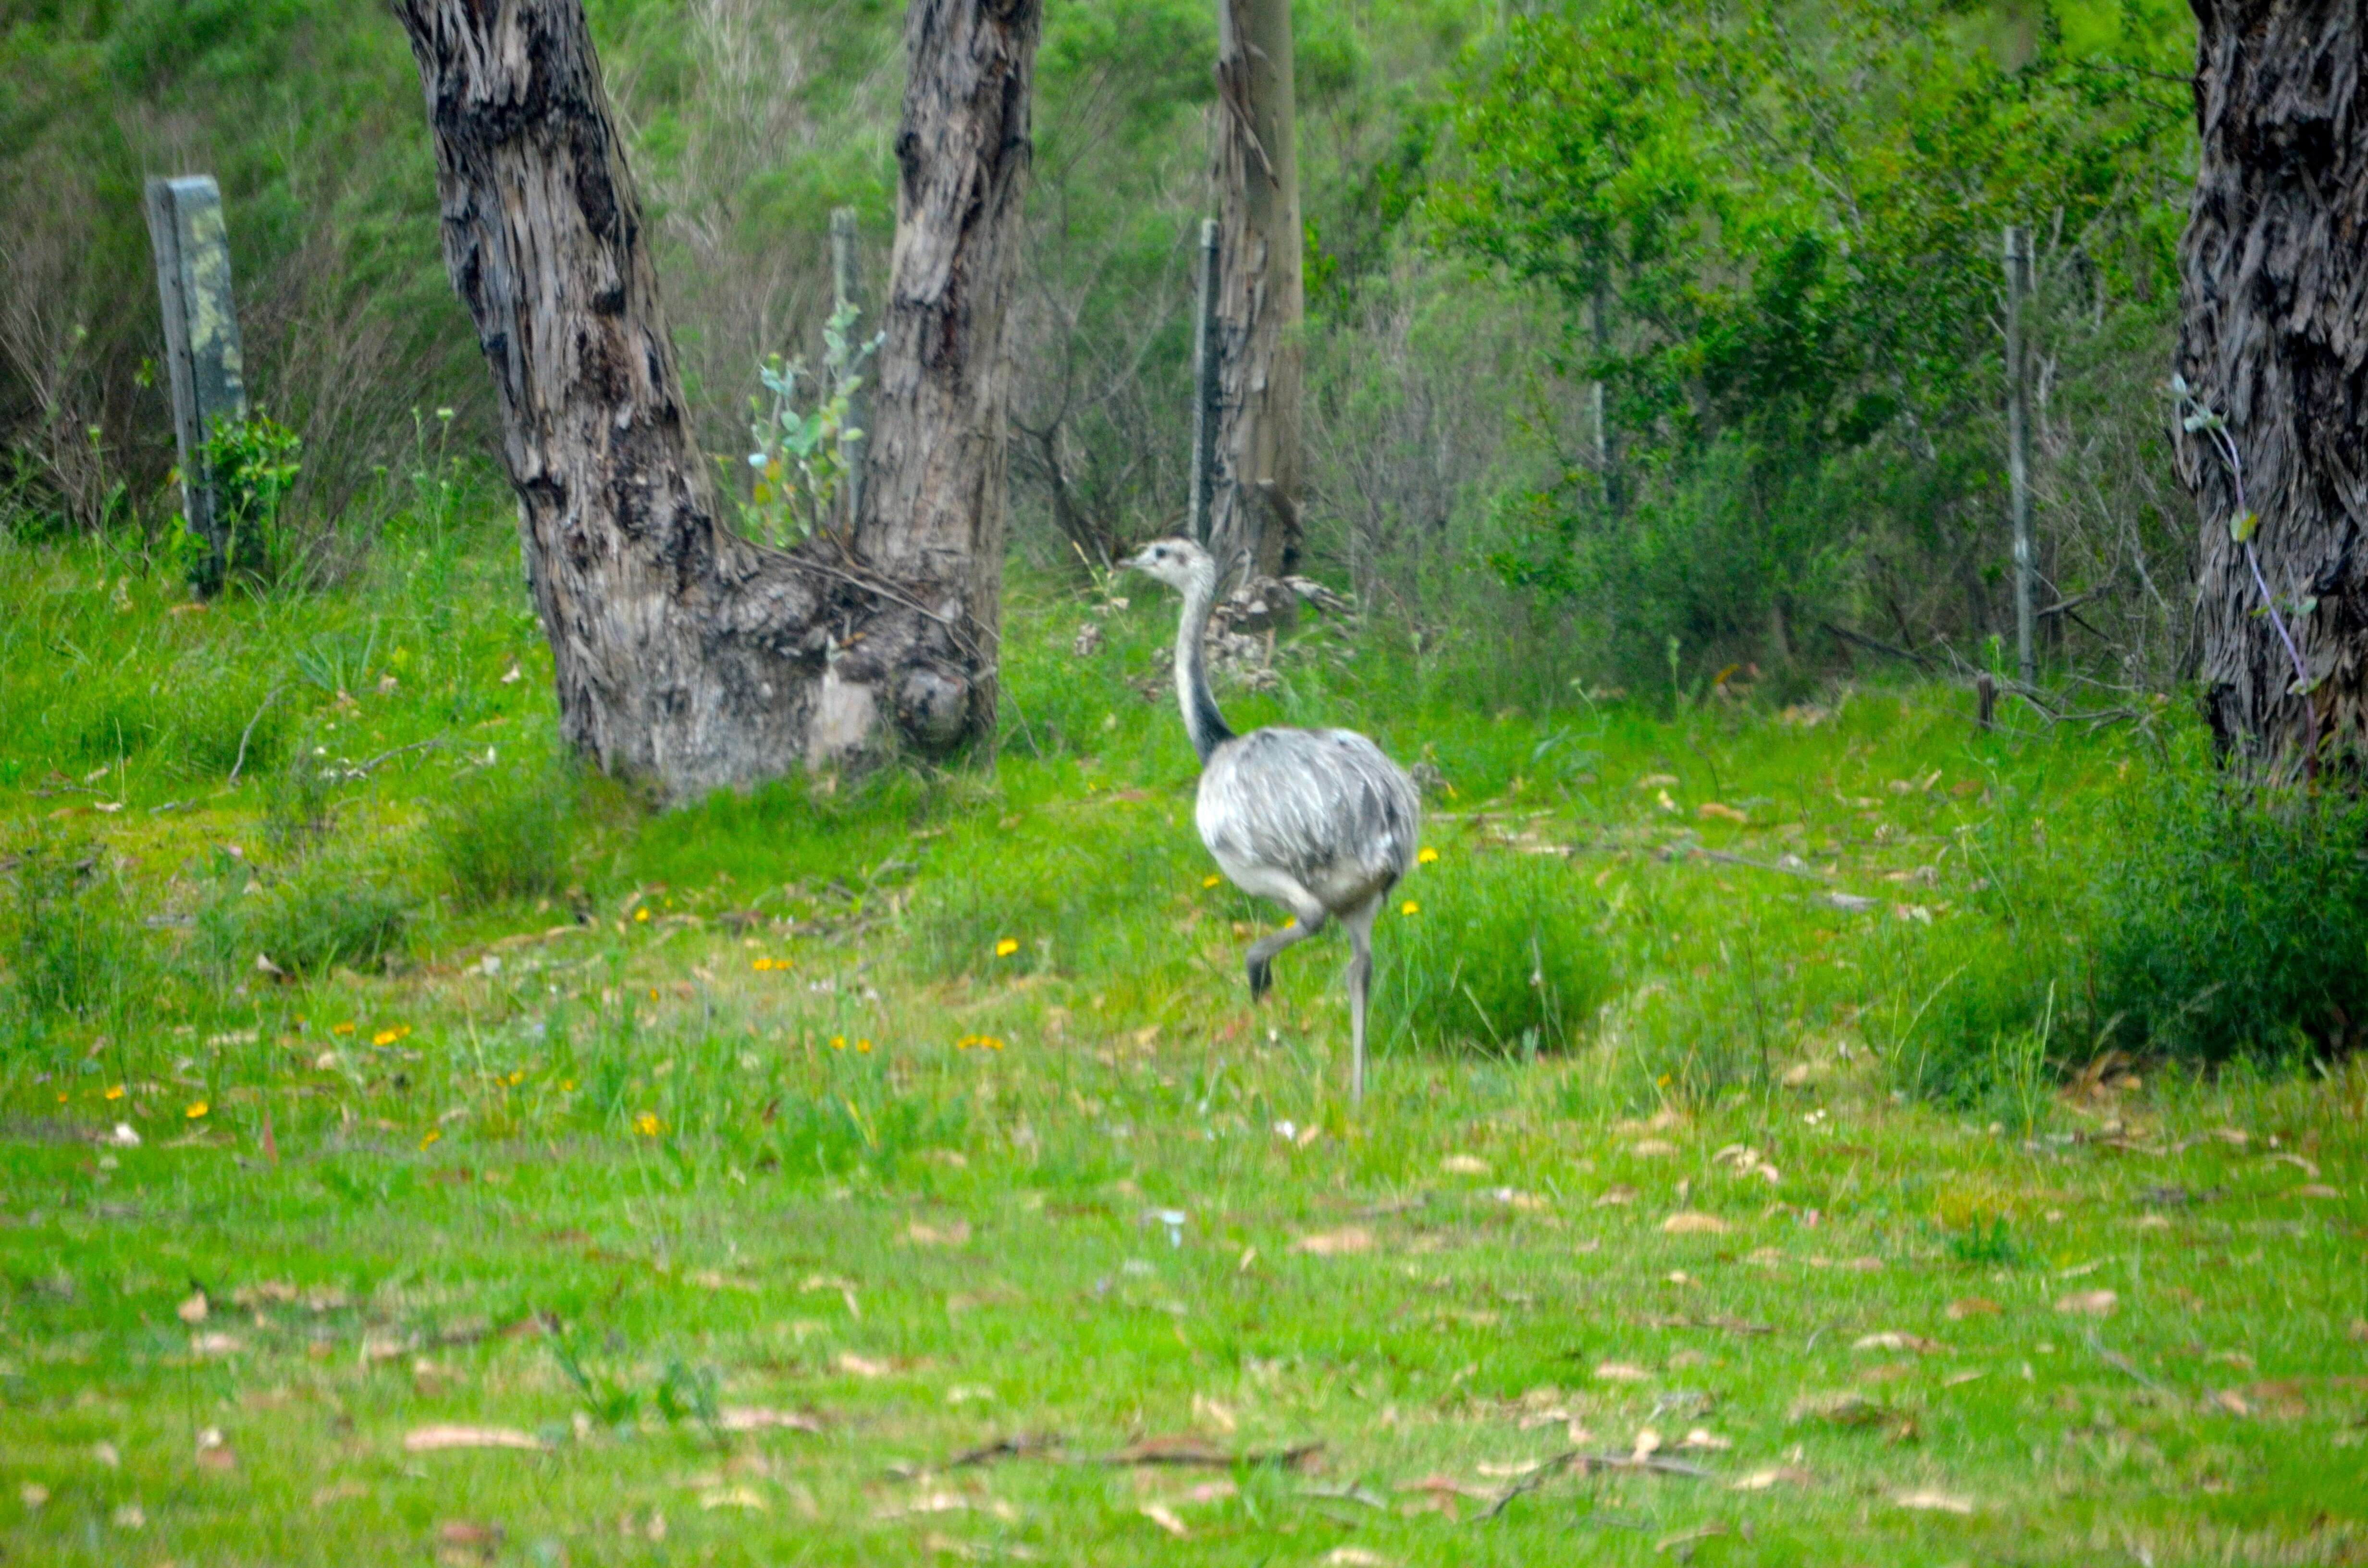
[
  {"left": 1245, "top": 906, "right": 1327, "bottom": 1001},
  {"left": 1342, "top": 895, "right": 1382, "bottom": 1102}
]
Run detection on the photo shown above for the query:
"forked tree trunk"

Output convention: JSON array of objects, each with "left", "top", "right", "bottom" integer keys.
[
  {"left": 2176, "top": 0, "right": 2368, "bottom": 772},
  {"left": 1207, "top": 0, "right": 1303, "bottom": 582},
  {"left": 395, "top": 0, "right": 1037, "bottom": 798}
]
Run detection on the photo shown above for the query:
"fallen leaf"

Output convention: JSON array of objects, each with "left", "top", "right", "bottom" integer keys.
[
  {"left": 1290, "top": 1227, "right": 1372, "bottom": 1256},
  {"left": 1594, "top": 1361, "right": 1654, "bottom": 1383},
  {"left": 1630, "top": 1139, "right": 1680, "bottom": 1157},
  {"left": 438, "top": 1520, "right": 504, "bottom": 1550},
  {"left": 177, "top": 1290, "right": 209, "bottom": 1324},
  {"left": 875, "top": 1491, "right": 975, "bottom": 1521},
  {"left": 1730, "top": 1466, "right": 1815, "bottom": 1491},
  {"left": 718, "top": 1407, "right": 824, "bottom": 1433},
  {"left": 1945, "top": 1297, "right": 2001, "bottom": 1321},
  {"left": 1790, "top": 1391, "right": 1883, "bottom": 1426},
  {"left": 111, "top": 1504, "right": 145, "bottom": 1530},
  {"left": 700, "top": 1487, "right": 768, "bottom": 1511},
  {"left": 2209, "top": 1388, "right": 2251, "bottom": 1416},
  {"left": 1678, "top": 1427, "right": 1732, "bottom": 1451},
  {"left": 189, "top": 1331, "right": 243, "bottom": 1357},
  {"left": 1894, "top": 1490, "right": 1974, "bottom": 1515},
  {"left": 1657, "top": 1521, "right": 1732, "bottom": 1554},
  {"left": 1854, "top": 1331, "right": 1946, "bottom": 1355},
  {"left": 2349, "top": 1319, "right": 2368, "bottom": 1344},
  {"left": 1139, "top": 1503, "right": 1190, "bottom": 1537},
  {"left": 1697, "top": 802, "right": 1748, "bottom": 823},
  {"left": 403, "top": 1425, "right": 544, "bottom": 1453},
  {"left": 1594, "top": 1185, "right": 1639, "bottom": 1207},
  {"left": 2292, "top": 1184, "right": 2342, "bottom": 1200},
  {"left": 1321, "top": 1550, "right": 1395, "bottom": 1568},
  {"left": 837, "top": 1352, "right": 893, "bottom": 1379},
  {"left": 2054, "top": 1290, "right": 2119, "bottom": 1317},
  {"left": 1441, "top": 1155, "right": 1490, "bottom": 1175},
  {"left": 906, "top": 1220, "right": 973, "bottom": 1246},
  {"left": 1661, "top": 1212, "right": 1731, "bottom": 1236}
]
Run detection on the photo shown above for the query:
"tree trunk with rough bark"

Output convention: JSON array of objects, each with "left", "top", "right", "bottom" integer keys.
[
  {"left": 1207, "top": 0, "right": 1303, "bottom": 583},
  {"left": 2176, "top": 0, "right": 2368, "bottom": 773},
  {"left": 395, "top": 0, "right": 1037, "bottom": 799}
]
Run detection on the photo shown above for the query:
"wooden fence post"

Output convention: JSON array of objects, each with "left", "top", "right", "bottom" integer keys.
[
  {"left": 2003, "top": 224, "right": 2036, "bottom": 688},
  {"left": 829, "top": 207, "right": 871, "bottom": 531},
  {"left": 144, "top": 175, "right": 249, "bottom": 594},
  {"left": 1188, "top": 216, "right": 1221, "bottom": 546}
]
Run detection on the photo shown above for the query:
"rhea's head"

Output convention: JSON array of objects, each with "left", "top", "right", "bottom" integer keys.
[{"left": 1120, "top": 536, "right": 1217, "bottom": 594}]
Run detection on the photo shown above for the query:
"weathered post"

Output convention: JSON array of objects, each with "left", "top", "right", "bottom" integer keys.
[
  {"left": 1188, "top": 217, "right": 1221, "bottom": 546},
  {"left": 1975, "top": 670, "right": 1997, "bottom": 732},
  {"left": 829, "top": 207, "right": 872, "bottom": 532},
  {"left": 144, "top": 175, "right": 249, "bottom": 594},
  {"left": 2003, "top": 224, "right": 2036, "bottom": 688}
]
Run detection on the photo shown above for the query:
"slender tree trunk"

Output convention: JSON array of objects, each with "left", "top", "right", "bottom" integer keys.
[
  {"left": 856, "top": 0, "right": 1040, "bottom": 749},
  {"left": 2176, "top": 0, "right": 2368, "bottom": 773},
  {"left": 395, "top": 0, "right": 1037, "bottom": 796},
  {"left": 1208, "top": 0, "right": 1303, "bottom": 581}
]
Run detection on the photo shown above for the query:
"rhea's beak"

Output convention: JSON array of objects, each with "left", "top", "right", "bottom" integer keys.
[{"left": 1119, "top": 547, "right": 1153, "bottom": 573}]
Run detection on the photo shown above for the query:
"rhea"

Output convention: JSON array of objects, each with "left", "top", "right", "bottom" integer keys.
[{"left": 1122, "top": 538, "right": 1420, "bottom": 1102}]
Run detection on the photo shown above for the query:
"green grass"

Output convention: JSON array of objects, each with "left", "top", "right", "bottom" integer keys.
[{"left": 2, "top": 517, "right": 2364, "bottom": 1564}]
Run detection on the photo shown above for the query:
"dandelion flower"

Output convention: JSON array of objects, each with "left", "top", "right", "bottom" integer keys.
[
  {"left": 104, "top": 1084, "right": 124, "bottom": 1101},
  {"left": 1417, "top": 846, "right": 1440, "bottom": 865},
  {"left": 994, "top": 938, "right": 1020, "bottom": 958},
  {"left": 372, "top": 1029, "right": 400, "bottom": 1047},
  {"left": 332, "top": 1021, "right": 356, "bottom": 1036},
  {"left": 1401, "top": 900, "right": 1420, "bottom": 916},
  {"left": 56, "top": 1090, "right": 68, "bottom": 1103},
  {"left": 753, "top": 957, "right": 772, "bottom": 972},
  {"left": 986, "top": 1036, "right": 1004, "bottom": 1052},
  {"left": 507, "top": 1069, "right": 524, "bottom": 1085},
  {"left": 634, "top": 907, "right": 651, "bottom": 924},
  {"left": 830, "top": 1035, "right": 847, "bottom": 1051},
  {"left": 634, "top": 1112, "right": 662, "bottom": 1137},
  {"left": 648, "top": 988, "right": 659, "bottom": 1002},
  {"left": 185, "top": 1101, "right": 209, "bottom": 1120},
  {"left": 419, "top": 1128, "right": 441, "bottom": 1150},
  {"left": 1202, "top": 874, "right": 1222, "bottom": 889},
  {"left": 856, "top": 1038, "right": 873, "bottom": 1054},
  {"left": 560, "top": 1079, "right": 576, "bottom": 1093}
]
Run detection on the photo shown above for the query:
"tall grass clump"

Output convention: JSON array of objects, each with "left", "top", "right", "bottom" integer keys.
[
  {"left": 193, "top": 849, "right": 411, "bottom": 980},
  {"left": 1, "top": 833, "right": 146, "bottom": 1027},
  {"left": 1380, "top": 849, "right": 1610, "bottom": 1057},
  {"left": 2091, "top": 758, "right": 2368, "bottom": 1067},
  {"left": 432, "top": 761, "right": 580, "bottom": 910}
]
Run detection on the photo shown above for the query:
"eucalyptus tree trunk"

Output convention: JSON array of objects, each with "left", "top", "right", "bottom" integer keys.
[
  {"left": 1208, "top": 0, "right": 1303, "bottom": 581},
  {"left": 2176, "top": 0, "right": 2368, "bottom": 774},
  {"left": 395, "top": 0, "right": 1037, "bottom": 798}
]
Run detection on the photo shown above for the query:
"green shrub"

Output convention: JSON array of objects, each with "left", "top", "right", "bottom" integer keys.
[
  {"left": 432, "top": 762, "right": 580, "bottom": 909},
  {"left": 2091, "top": 768, "right": 2368, "bottom": 1068},
  {"left": 1380, "top": 849, "right": 1610, "bottom": 1056}
]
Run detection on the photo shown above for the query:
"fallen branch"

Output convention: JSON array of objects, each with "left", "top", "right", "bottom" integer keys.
[
  {"left": 228, "top": 685, "right": 283, "bottom": 783},
  {"left": 1474, "top": 1449, "right": 1714, "bottom": 1523}
]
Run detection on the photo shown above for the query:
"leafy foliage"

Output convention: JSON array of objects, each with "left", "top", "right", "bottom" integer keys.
[{"left": 736, "top": 304, "right": 877, "bottom": 549}]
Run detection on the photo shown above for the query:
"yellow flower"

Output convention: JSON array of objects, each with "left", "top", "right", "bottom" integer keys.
[
  {"left": 830, "top": 1035, "right": 847, "bottom": 1051},
  {"left": 372, "top": 1029, "right": 399, "bottom": 1047},
  {"left": 1202, "top": 874, "right": 1222, "bottom": 889},
  {"left": 419, "top": 1128, "right": 441, "bottom": 1150},
  {"left": 185, "top": 1101, "right": 208, "bottom": 1119},
  {"left": 994, "top": 938, "right": 1019, "bottom": 957},
  {"left": 648, "top": 988, "right": 659, "bottom": 1002},
  {"left": 507, "top": 1069, "right": 524, "bottom": 1085},
  {"left": 104, "top": 1084, "right": 124, "bottom": 1101},
  {"left": 1400, "top": 900, "right": 1419, "bottom": 916},
  {"left": 954, "top": 1035, "right": 972, "bottom": 1051},
  {"left": 56, "top": 1090, "right": 68, "bottom": 1103},
  {"left": 986, "top": 1036, "right": 1004, "bottom": 1052},
  {"left": 332, "top": 1021, "right": 356, "bottom": 1036},
  {"left": 560, "top": 1079, "right": 576, "bottom": 1092},
  {"left": 1417, "top": 846, "right": 1440, "bottom": 865},
  {"left": 753, "top": 957, "right": 772, "bottom": 972},
  {"left": 633, "top": 907, "right": 650, "bottom": 923},
  {"left": 856, "top": 1038, "right": 873, "bottom": 1054},
  {"left": 634, "top": 1112, "right": 662, "bottom": 1137}
]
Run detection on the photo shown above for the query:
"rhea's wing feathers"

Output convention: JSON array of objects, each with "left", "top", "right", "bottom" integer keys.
[{"left": 1198, "top": 728, "right": 1420, "bottom": 890}]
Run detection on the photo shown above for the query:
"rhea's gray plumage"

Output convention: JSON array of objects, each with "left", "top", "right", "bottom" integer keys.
[{"left": 1123, "top": 538, "right": 1420, "bottom": 1101}]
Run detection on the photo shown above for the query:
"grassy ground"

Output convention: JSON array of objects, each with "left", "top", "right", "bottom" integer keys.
[{"left": 2, "top": 515, "right": 2364, "bottom": 1565}]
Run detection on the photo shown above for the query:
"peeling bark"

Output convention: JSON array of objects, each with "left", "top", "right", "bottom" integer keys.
[
  {"left": 395, "top": 0, "right": 1037, "bottom": 798},
  {"left": 1208, "top": 0, "right": 1303, "bottom": 582},
  {"left": 2176, "top": 0, "right": 2368, "bottom": 772}
]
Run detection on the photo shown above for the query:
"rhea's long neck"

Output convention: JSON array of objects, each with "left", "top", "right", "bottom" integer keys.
[{"left": 1174, "top": 565, "right": 1235, "bottom": 765}]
